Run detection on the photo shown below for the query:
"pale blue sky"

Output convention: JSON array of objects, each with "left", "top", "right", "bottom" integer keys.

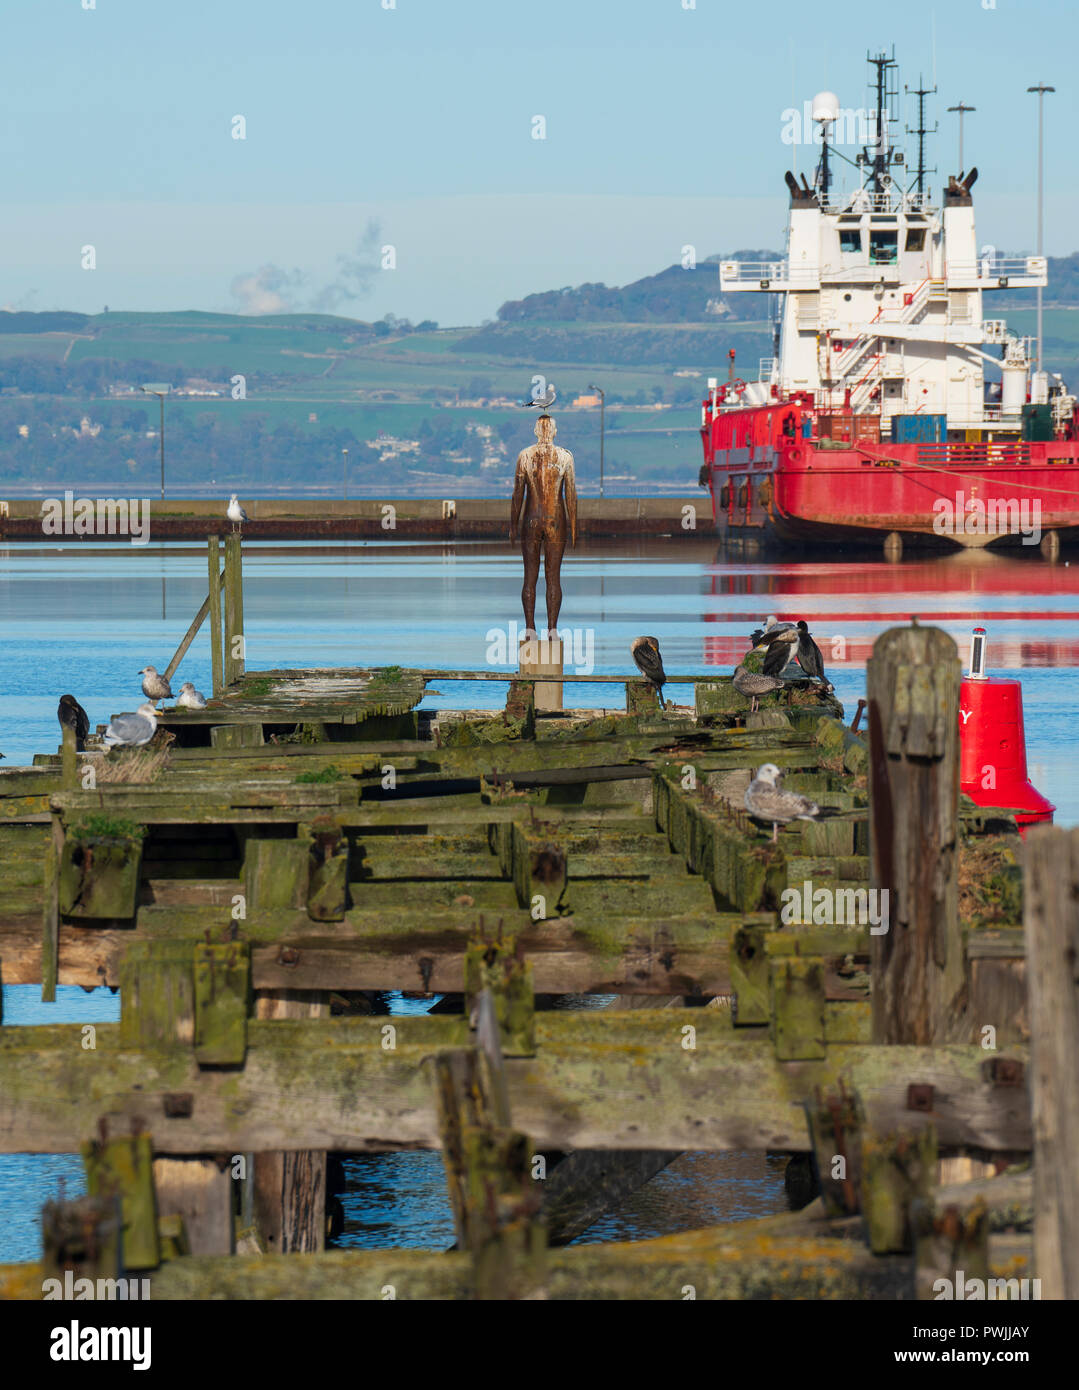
[{"left": 2, "top": 0, "right": 1074, "bottom": 322}]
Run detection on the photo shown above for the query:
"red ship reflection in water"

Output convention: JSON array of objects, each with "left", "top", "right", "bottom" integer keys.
[{"left": 701, "top": 553, "right": 1079, "bottom": 670}]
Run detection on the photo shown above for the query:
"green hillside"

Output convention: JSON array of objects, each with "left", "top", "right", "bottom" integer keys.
[{"left": 2, "top": 252, "right": 1079, "bottom": 498}]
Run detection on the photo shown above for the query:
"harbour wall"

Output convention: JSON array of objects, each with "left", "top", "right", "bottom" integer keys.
[{"left": 0, "top": 496, "right": 706, "bottom": 541}]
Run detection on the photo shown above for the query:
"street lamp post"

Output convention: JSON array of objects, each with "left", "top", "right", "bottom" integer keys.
[
  {"left": 1028, "top": 83, "right": 1055, "bottom": 377},
  {"left": 587, "top": 383, "right": 605, "bottom": 500},
  {"left": 140, "top": 383, "right": 170, "bottom": 499},
  {"left": 946, "top": 101, "right": 975, "bottom": 173},
  {"left": 342, "top": 447, "right": 349, "bottom": 501}
]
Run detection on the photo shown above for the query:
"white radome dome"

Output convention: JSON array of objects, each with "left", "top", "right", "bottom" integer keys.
[{"left": 812, "top": 90, "right": 840, "bottom": 124}]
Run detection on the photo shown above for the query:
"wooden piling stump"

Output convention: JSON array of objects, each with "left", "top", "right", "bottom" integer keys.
[
  {"left": 509, "top": 823, "right": 565, "bottom": 920},
  {"left": 119, "top": 940, "right": 195, "bottom": 1048},
  {"left": 82, "top": 1132, "right": 160, "bottom": 1271},
  {"left": 465, "top": 936, "right": 535, "bottom": 1057},
  {"left": 770, "top": 957, "right": 826, "bottom": 1060},
  {"left": 912, "top": 1196, "right": 990, "bottom": 1300},
  {"left": 867, "top": 624, "right": 963, "bottom": 1044},
  {"left": 731, "top": 923, "right": 770, "bottom": 1025},
  {"left": 41, "top": 1194, "right": 122, "bottom": 1281},
  {"left": 805, "top": 1086, "right": 864, "bottom": 1216},
  {"left": 193, "top": 940, "right": 249, "bottom": 1067},
  {"left": 860, "top": 1125, "right": 938, "bottom": 1255},
  {"left": 1023, "top": 825, "right": 1079, "bottom": 1299},
  {"left": 58, "top": 819, "right": 143, "bottom": 920},
  {"left": 244, "top": 836, "right": 309, "bottom": 910}
]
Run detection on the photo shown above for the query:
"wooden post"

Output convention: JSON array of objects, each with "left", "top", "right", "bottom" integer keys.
[
  {"left": 193, "top": 941, "right": 249, "bottom": 1067},
  {"left": 1023, "top": 825, "right": 1079, "bottom": 1299},
  {"left": 860, "top": 1124, "right": 937, "bottom": 1254},
  {"left": 153, "top": 1158, "right": 232, "bottom": 1256},
  {"left": 82, "top": 1132, "right": 160, "bottom": 1271},
  {"left": 867, "top": 622, "right": 963, "bottom": 1044},
  {"left": 252, "top": 989, "right": 329, "bottom": 1253},
  {"left": 435, "top": 991, "right": 545, "bottom": 1299},
  {"left": 208, "top": 535, "right": 224, "bottom": 698},
  {"left": 165, "top": 557, "right": 226, "bottom": 687},
  {"left": 464, "top": 933, "right": 535, "bottom": 1058},
  {"left": 42, "top": 1194, "right": 121, "bottom": 1280},
  {"left": 912, "top": 1196, "right": 990, "bottom": 1300},
  {"left": 223, "top": 532, "right": 245, "bottom": 689},
  {"left": 41, "top": 814, "right": 62, "bottom": 1003},
  {"left": 61, "top": 724, "right": 76, "bottom": 789}
]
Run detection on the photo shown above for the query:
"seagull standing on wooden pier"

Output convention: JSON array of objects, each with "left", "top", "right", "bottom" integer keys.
[
  {"left": 57, "top": 694, "right": 90, "bottom": 751},
  {"left": 631, "top": 636, "right": 668, "bottom": 709},
  {"left": 227, "top": 494, "right": 249, "bottom": 530},
  {"left": 139, "top": 665, "right": 172, "bottom": 705},
  {"left": 102, "top": 702, "right": 159, "bottom": 749},
  {"left": 744, "top": 762, "right": 821, "bottom": 842},
  {"left": 732, "top": 664, "right": 786, "bottom": 713}
]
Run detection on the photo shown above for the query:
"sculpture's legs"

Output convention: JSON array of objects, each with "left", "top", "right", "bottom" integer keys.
[
  {"left": 543, "top": 538, "right": 566, "bottom": 635},
  {"left": 521, "top": 533, "right": 541, "bottom": 635}
]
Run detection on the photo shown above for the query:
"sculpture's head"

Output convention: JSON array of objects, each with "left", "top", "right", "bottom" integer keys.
[{"left": 535, "top": 414, "right": 556, "bottom": 443}]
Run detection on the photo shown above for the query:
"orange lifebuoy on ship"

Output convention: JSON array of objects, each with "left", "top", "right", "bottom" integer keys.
[{"left": 738, "top": 484, "right": 749, "bottom": 508}]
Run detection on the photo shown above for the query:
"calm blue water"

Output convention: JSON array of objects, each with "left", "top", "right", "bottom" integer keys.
[{"left": 2, "top": 538, "right": 1076, "bottom": 1261}]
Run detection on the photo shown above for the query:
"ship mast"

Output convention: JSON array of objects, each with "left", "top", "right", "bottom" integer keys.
[
  {"left": 864, "top": 49, "right": 899, "bottom": 198},
  {"left": 905, "top": 77, "right": 937, "bottom": 198}
]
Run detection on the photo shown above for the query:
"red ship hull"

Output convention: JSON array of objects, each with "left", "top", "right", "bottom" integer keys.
[{"left": 701, "top": 399, "right": 1079, "bottom": 552}]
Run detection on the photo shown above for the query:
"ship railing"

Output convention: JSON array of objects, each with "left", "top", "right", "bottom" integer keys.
[
  {"left": 911, "top": 441, "right": 1033, "bottom": 466},
  {"left": 719, "top": 260, "right": 819, "bottom": 289},
  {"left": 757, "top": 358, "right": 777, "bottom": 382},
  {"left": 820, "top": 192, "right": 935, "bottom": 214}
]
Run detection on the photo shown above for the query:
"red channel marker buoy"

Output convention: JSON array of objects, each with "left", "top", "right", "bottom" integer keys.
[{"left": 958, "top": 627, "right": 1054, "bottom": 833}]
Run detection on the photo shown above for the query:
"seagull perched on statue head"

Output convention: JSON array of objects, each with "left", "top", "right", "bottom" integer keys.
[{"left": 522, "top": 384, "right": 556, "bottom": 409}]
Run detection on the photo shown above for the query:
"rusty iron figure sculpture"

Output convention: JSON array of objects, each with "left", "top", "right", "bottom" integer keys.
[{"left": 509, "top": 414, "right": 578, "bottom": 637}]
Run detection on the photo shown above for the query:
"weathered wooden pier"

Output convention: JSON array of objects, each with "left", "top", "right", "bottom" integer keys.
[{"left": 0, "top": 539, "right": 1075, "bottom": 1301}]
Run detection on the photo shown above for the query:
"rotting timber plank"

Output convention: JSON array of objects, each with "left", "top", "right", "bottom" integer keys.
[
  {"left": 1, "top": 909, "right": 753, "bottom": 995},
  {"left": 0, "top": 1016, "right": 1032, "bottom": 1155},
  {"left": 0, "top": 1218, "right": 1033, "bottom": 1302}
]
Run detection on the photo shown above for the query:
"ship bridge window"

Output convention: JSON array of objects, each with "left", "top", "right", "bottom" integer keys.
[
  {"left": 839, "top": 229, "right": 862, "bottom": 253},
  {"left": 869, "top": 230, "right": 898, "bottom": 265},
  {"left": 905, "top": 227, "right": 926, "bottom": 251}
]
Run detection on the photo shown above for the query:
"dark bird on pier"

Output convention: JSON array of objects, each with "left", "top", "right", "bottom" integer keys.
[
  {"left": 745, "top": 762, "right": 821, "bottom": 842},
  {"left": 795, "top": 620, "right": 833, "bottom": 692},
  {"left": 631, "top": 635, "right": 667, "bottom": 709},
  {"left": 57, "top": 694, "right": 90, "bottom": 751},
  {"left": 733, "top": 664, "right": 786, "bottom": 713}
]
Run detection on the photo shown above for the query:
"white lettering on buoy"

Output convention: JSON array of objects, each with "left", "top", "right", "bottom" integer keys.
[{"left": 959, "top": 708, "right": 972, "bottom": 724}]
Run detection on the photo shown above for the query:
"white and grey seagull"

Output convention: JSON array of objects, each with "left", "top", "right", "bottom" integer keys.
[
  {"left": 744, "top": 762, "right": 821, "bottom": 842},
  {"left": 102, "top": 701, "right": 159, "bottom": 749},
  {"left": 522, "top": 384, "right": 556, "bottom": 409},
  {"left": 176, "top": 681, "right": 207, "bottom": 709},
  {"left": 227, "top": 494, "right": 249, "bottom": 529}
]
